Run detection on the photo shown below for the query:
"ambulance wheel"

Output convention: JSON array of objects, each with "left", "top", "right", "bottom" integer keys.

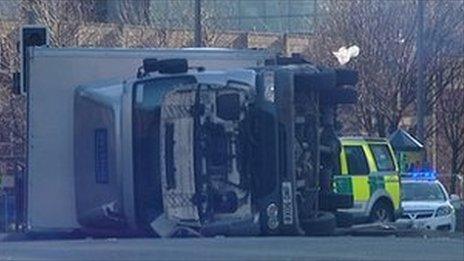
[
  {"left": 369, "top": 201, "right": 394, "bottom": 223},
  {"left": 302, "top": 211, "right": 336, "bottom": 236}
]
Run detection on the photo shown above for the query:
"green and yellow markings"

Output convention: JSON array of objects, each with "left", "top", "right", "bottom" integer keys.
[
  {"left": 352, "top": 176, "right": 370, "bottom": 202},
  {"left": 334, "top": 175, "right": 370, "bottom": 202},
  {"left": 369, "top": 175, "right": 385, "bottom": 193},
  {"left": 335, "top": 174, "right": 401, "bottom": 211},
  {"left": 384, "top": 175, "right": 401, "bottom": 209},
  {"left": 334, "top": 175, "right": 352, "bottom": 195}
]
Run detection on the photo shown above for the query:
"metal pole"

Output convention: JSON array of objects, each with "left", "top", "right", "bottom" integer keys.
[
  {"left": 416, "top": 0, "right": 426, "bottom": 142},
  {"left": 194, "top": 0, "right": 202, "bottom": 47},
  {"left": 2, "top": 192, "right": 6, "bottom": 232}
]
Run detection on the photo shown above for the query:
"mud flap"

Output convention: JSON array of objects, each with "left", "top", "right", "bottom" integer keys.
[
  {"left": 301, "top": 211, "right": 336, "bottom": 236},
  {"left": 149, "top": 213, "right": 178, "bottom": 237},
  {"left": 150, "top": 214, "right": 203, "bottom": 238},
  {"left": 78, "top": 201, "right": 126, "bottom": 229}
]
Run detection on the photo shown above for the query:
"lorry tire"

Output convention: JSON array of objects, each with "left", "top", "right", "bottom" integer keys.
[
  {"left": 302, "top": 211, "right": 336, "bottom": 236},
  {"left": 369, "top": 201, "right": 394, "bottom": 223}
]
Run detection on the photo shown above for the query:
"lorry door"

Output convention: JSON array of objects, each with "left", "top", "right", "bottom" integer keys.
[
  {"left": 336, "top": 145, "right": 371, "bottom": 208},
  {"left": 367, "top": 144, "right": 401, "bottom": 211}
]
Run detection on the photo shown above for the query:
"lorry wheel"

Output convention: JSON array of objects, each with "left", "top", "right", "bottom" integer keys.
[
  {"left": 302, "top": 211, "right": 336, "bottom": 236},
  {"left": 369, "top": 201, "right": 393, "bottom": 223}
]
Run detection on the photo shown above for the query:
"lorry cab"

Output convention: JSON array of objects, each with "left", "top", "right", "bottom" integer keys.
[
  {"left": 75, "top": 59, "right": 261, "bottom": 236},
  {"left": 334, "top": 137, "right": 401, "bottom": 223}
]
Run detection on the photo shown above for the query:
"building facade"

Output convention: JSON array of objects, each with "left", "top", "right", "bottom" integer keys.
[
  {"left": 95, "top": 0, "right": 318, "bottom": 34},
  {"left": 1, "top": 0, "right": 319, "bottom": 33}
]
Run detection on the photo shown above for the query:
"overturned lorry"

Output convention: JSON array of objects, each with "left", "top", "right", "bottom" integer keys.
[
  {"left": 73, "top": 56, "right": 358, "bottom": 236},
  {"left": 24, "top": 47, "right": 357, "bottom": 237}
]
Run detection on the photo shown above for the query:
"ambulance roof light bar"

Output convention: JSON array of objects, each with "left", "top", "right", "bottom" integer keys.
[{"left": 402, "top": 171, "right": 437, "bottom": 181}]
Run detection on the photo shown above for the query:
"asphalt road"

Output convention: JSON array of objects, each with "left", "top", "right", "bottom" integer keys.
[{"left": 1, "top": 236, "right": 463, "bottom": 261}]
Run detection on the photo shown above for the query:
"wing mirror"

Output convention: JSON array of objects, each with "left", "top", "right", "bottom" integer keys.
[
  {"left": 450, "top": 194, "right": 462, "bottom": 209},
  {"left": 450, "top": 194, "right": 460, "bottom": 202}
]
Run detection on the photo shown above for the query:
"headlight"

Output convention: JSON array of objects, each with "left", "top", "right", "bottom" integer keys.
[
  {"left": 267, "top": 218, "right": 279, "bottom": 230},
  {"left": 266, "top": 203, "right": 279, "bottom": 230},
  {"left": 435, "top": 206, "right": 453, "bottom": 217},
  {"left": 263, "top": 71, "right": 275, "bottom": 102},
  {"left": 266, "top": 203, "right": 278, "bottom": 217}
]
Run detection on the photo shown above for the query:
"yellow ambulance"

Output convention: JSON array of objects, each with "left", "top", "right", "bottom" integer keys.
[{"left": 334, "top": 137, "right": 402, "bottom": 223}]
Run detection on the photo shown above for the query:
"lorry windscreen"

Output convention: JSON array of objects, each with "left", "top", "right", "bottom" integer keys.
[{"left": 132, "top": 76, "right": 196, "bottom": 228}]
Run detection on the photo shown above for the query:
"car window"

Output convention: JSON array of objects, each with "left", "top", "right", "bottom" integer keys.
[
  {"left": 402, "top": 182, "right": 447, "bottom": 201},
  {"left": 344, "top": 146, "right": 369, "bottom": 175},
  {"left": 370, "top": 144, "right": 395, "bottom": 171}
]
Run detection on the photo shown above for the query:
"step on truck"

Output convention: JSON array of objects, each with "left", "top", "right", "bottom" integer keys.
[{"left": 22, "top": 45, "right": 357, "bottom": 237}]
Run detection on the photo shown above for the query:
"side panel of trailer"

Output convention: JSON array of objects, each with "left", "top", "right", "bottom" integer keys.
[{"left": 26, "top": 48, "right": 268, "bottom": 231}]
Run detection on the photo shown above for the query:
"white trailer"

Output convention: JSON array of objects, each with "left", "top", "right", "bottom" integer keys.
[{"left": 25, "top": 47, "right": 270, "bottom": 232}]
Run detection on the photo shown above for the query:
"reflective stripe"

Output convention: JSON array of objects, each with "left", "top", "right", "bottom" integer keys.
[
  {"left": 335, "top": 173, "right": 401, "bottom": 211},
  {"left": 364, "top": 144, "right": 378, "bottom": 173},
  {"left": 369, "top": 173, "right": 401, "bottom": 211},
  {"left": 351, "top": 176, "right": 370, "bottom": 201},
  {"left": 340, "top": 147, "right": 348, "bottom": 175},
  {"left": 384, "top": 175, "right": 401, "bottom": 210},
  {"left": 369, "top": 175, "right": 385, "bottom": 193},
  {"left": 334, "top": 175, "right": 352, "bottom": 195}
]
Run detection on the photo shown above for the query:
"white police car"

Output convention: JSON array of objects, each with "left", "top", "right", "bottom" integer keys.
[{"left": 397, "top": 172, "right": 457, "bottom": 232}]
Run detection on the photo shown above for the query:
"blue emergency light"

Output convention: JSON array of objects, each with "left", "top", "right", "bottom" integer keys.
[{"left": 402, "top": 171, "right": 437, "bottom": 181}]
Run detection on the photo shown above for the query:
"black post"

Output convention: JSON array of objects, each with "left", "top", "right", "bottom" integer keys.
[
  {"left": 194, "top": 0, "right": 202, "bottom": 47},
  {"left": 416, "top": 0, "right": 426, "bottom": 143}
]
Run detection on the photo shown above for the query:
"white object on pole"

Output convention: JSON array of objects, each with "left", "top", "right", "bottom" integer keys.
[{"left": 333, "top": 45, "right": 360, "bottom": 65}]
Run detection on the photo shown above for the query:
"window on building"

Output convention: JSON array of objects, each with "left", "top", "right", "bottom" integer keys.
[
  {"left": 146, "top": 0, "right": 317, "bottom": 33},
  {"left": 204, "top": 0, "right": 240, "bottom": 30}
]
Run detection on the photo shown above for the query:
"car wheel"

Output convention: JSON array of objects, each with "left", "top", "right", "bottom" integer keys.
[{"left": 369, "top": 201, "right": 394, "bottom": 223}]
